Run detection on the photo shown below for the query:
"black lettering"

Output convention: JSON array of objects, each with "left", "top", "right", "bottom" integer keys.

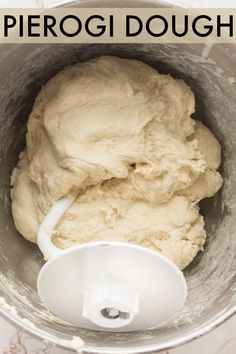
[
  {"left": 19, "top": 15, "right": 23, "bottom": 37},
  {"left": 126, "top": 15, "right": 143, "bottom": 37},
  {"left": 146, "top": 15, "right": 168, "bottom": 37},
  {"left": 4, "top": 15, "right": 17, "bottom": 37},
  {"left": 28, "top": 15, "right": 40, "bottom": 37},
  {"left": 110, "top": 15, "right": 114, "bottom": 37},
  {"left": 172, "top": 15, "right": 188, "bottom": 37},
  {"left": 217, "top": 15, "right": 233, "bottom": 37},
  {"left": 85, "top": 15, "right": 106, "bottom": 37},
  {"left": 59, "top": 15, "right": 82, "bottom": 37},
  {"left": 192, "top": 15, "right": 213, "bottom": 37},
  {"left": 44, "top": 15, "right": 57, "bottom": 37}
]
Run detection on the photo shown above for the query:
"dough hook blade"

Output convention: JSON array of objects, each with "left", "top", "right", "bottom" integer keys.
[{"left": 37, "top": 196, "right": 187, "bottom": 332}]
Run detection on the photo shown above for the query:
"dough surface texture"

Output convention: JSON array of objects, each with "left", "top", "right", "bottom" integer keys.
[{"left": 11, "top": 56, "right": 223, "bottom": 269}]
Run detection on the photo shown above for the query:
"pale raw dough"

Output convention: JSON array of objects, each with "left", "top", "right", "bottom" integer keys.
[{"left": 11, "top": 56, "right": 223, "bottom": 269}]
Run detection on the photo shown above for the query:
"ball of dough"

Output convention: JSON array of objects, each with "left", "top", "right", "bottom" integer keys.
[{"left": 11, "top": 56, "right": 223, "bottom": 269}]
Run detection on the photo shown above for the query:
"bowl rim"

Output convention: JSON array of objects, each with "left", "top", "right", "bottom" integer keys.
[{"left": 1, "top": 304, "right": 236, "bottom": 353}]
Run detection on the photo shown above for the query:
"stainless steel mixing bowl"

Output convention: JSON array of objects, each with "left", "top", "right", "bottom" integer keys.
[{"left": 0, "top": 0, "right": 236, "bottom": 353}]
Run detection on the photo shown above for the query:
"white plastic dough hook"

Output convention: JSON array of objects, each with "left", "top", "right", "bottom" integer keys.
[{"left": 37, "top": 195, "right": 187, "bottom": 332}]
